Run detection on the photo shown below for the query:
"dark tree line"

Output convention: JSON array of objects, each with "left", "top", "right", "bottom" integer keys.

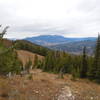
[{"left": 14, "top": 40, "right": 49, "bottom": 56}]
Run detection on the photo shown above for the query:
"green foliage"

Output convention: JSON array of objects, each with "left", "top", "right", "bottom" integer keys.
[
  {"left": 0, "top": 26, "right": 22, "bottom": 75},
  {"left": 0, "top": 45, "right": 22, "bottom": 75},
  {"left": 36, "top": 60, "right": 44, "bottom": 69},
  {"left": 43, "top": 51, "right": 55, "bottom": 72},
  {"left": 89, "top": 34, "right": 100, "bottom": 82},
  {"left": 34, "top": 54, "right": 38, "bottom": 68},
  {"left": 71, "top": 66, "right": 77, "bottom": 81},
  {"left": 80, "top": 46, "right": 88, "bottom": 78},
  {"left": 43, "top": 51, "right": 74, "bottom": 74}
]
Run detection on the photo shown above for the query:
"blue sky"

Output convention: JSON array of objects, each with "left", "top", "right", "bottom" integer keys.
[{"left": 0, "top": 0, "right": 99, "bottom": 39}]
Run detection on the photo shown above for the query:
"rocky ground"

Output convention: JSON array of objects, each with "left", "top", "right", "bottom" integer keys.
[{"left": 0, "top": 69, "right": 100, "bottom": 100}]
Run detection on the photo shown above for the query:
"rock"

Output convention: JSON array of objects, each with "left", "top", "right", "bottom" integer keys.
[{"left": 57, "top": 86, "right": 75, "bottom": 100}]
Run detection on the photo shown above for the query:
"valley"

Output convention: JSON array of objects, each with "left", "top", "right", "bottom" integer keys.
[{"left": 25, "top": 35, "right": 96, "bottom": 55}]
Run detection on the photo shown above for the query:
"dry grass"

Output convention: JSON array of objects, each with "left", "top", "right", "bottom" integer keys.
[
  {"left": 16, "top": 50, "right": 44, "bottom": 66},
  {"left": 2, "top": 39, "right": 13, "bottom": 48},
  {"left": 0, "top": 69, "right": 100, "bottom": 100}
]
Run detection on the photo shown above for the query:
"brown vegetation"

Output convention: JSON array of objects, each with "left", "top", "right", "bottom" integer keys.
[
  {"left": 2, "top": 39, "right": 13, "bottom": 48},
  {"left": 0, "top": 69, "right": 100, "bottom": 100},
  {"left": 16, "top": 50, "right": 44, "bottom": 66}
]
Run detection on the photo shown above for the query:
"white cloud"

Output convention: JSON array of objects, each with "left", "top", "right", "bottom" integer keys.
[{"left": 0, "top": 0, "right": 99, "bottom": 38}]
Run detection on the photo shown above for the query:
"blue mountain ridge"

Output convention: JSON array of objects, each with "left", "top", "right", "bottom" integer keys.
[{"left": 25, "top": 35, "right": 96, "bottom": 46}]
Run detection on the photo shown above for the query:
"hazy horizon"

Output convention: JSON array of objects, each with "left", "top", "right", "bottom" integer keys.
[{"left": 6, "top": 34, "right": 97, "bottom": 40}]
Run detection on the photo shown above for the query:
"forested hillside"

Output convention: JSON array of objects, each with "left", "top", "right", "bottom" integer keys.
[
  {"left": 37, "top": 35, "right": 100, "bottom": 83},
  {"left": 14, "top": 40, "right": 50, "bottom": 56},
  {"left": 48, "top": 40, "right": 96, "bottom": 55}
]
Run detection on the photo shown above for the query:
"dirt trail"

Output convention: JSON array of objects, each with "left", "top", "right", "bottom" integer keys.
[{"left": 30, "top": 69, "right": 75, "bottom": 100}]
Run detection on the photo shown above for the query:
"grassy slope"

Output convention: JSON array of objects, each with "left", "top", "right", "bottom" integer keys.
[
  {"left": 0, "top": 69, "right": 100, "bottom": 100},
  {"left": 1, "top": 39, "right": 47, "bottom": 67},
  {"left": 16, "top": 50, "right": 44, "bottom": 66}
]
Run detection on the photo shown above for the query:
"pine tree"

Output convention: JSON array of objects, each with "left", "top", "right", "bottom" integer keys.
[
  {"left": 94, "top": 34, "right": 100, "bottom": 81},
  {"left": 95, "top": 34, "right": 100, "bottom": 80},
  {"left": 44, "top": 51, "right": 57, "bottom": 72},
  {"left": 25, "top": 59, "right": 32, "bottom": 73},
  {"left": 72, "top": 55, "right": 81, "bottom": 78},
  {"left": 43, "top": 51, "right": 52, "bottom": 71},
  {"left": 89, "top": 34, "right": 100, "bottom": 81},
  {"left": 0, "top": 49, "right": 21, "bottom": 75},
  {"left": 0, "top": 26, "right": 21, "bottom": 75},
  {"left": 34, "top": 54, "right": 38, "bottom": 68},
  {"left": 80, "top": 46, "right": 88, "bottom": 78}
]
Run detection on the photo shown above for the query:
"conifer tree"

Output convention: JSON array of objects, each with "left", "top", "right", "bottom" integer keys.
[
  {"left": 80, "top": 46, "right": 88, "bottom": 78},
  {"left": 34, "top": 54, "right": 38, "bottom": 68},
  {"left": 89, "top": 34, "right": 100, "bottom": 81},
  {"left": 44, "top": 51, "right": 53, "bottom": 71},
  {"left": 25, "top": 59, "right": 32, "bottom": 73},
  {"left": 95, "top": 34, "right": 100, "bottom": 81},
  {"left": 0, "top": 26, "right": 21, "bottom": 75},
  {"left": 94, "top": 34, "right": 100, "bottom": 81}
]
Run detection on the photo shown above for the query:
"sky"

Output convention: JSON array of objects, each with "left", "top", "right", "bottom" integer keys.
[{"left": 0, "top": 0, "right": 99, "bottom": 39}]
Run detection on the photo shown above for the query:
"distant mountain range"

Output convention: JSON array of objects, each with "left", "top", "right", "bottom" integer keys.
[
  {"left": 25, "top": 35, "right": 97, "bottom": 55},
  {"left": 25, "top": 35, "right": 96, "bottom": 46}
]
